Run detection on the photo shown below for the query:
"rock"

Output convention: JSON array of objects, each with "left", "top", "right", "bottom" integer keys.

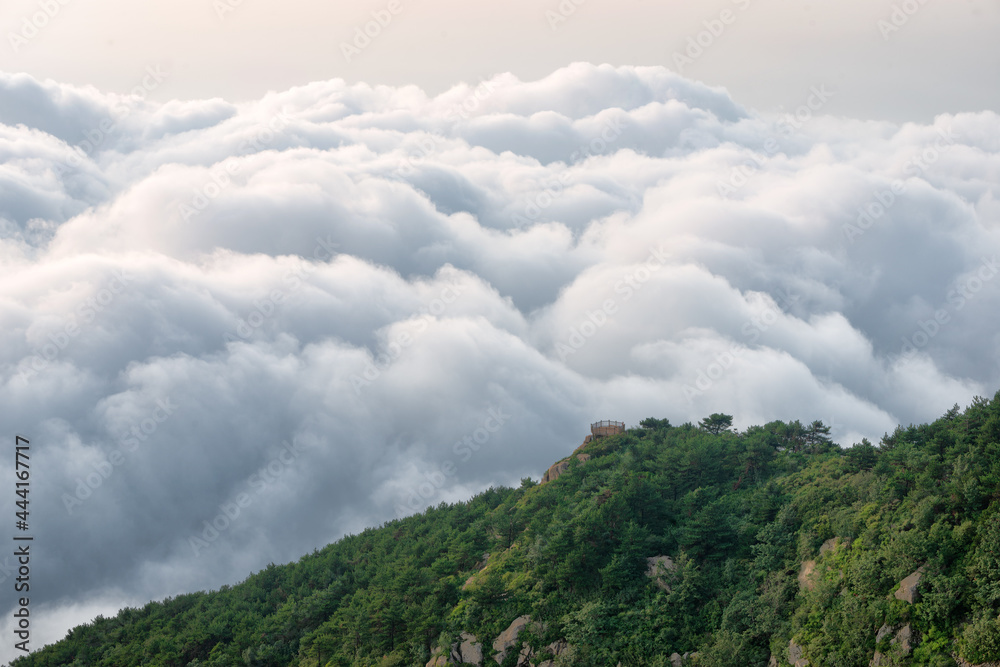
[
  {"left": 534, "top": 640, "right": 569, "bottom": 667},
  {"left": 798, "top": 560, "right": 818, "bottom": 591},
  {"left": 453, "top": 632, "right": 483, "bottom": 665},
  {"left": 493, "top": 615, "right": 532, "bottom": 664},
  {"left": 819, "top": 537, "right": 849, "bottom": 556},
  {"left": 894, "top": 567, "right": 925, "bottom": 603},
  {"left": 788, "top": 640, "right": 809, "bottom": 667},
  {"left": 576, "top": 453, "right": 591, "bottom": 463},
  {"left": 669, "top": 653, "right": 683, "bottom": 667},
  {"left": 541, "top": 461, "right": 569, "bottom": 484},
  {"left": 426, "top": 632, "right": 484, "bottom": 666},
  {"left": 896, "top": 624, "right": 912, "bottom": 654},
  {"left": 870, "top": 624, "right": 913, "bottom": 666},
  {"left": 768, "top": 655, "right": 777, "bottom": 667},
  {"left": 646, "top": 556, "right": 677, "bottom": 592}
]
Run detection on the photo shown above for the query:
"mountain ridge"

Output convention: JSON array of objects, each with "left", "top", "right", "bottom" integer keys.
[{"left": 11, "top": 392, "right": 1000, "bottom": 667}]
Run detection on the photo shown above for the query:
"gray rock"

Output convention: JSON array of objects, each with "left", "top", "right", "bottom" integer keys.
[
  {"left": 646, "top": 556, "right": 677, "bottom": 591},
  {"left": 493, "top": 615, "right": 532, "bottom": 664},
  {"left": 453, "top": 632, "right": 483, "bottom": 665},
  {"left": 894, "top": 567, "right": 925, "bottom": 603},
  {"left": 870, "top": 623, "right": 913, "bottom": 666},
  {"left": 788, "top": 639, "right": 809, "bottom": 667}
]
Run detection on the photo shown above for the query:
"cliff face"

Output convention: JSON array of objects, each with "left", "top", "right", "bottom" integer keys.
[{"left": 539, "top": 434, "right": 595, "bottom": 484}]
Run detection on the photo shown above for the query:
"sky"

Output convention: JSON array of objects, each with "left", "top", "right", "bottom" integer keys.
[{"left": 1, "top": 0, "right": 1000, "bottom": 662}]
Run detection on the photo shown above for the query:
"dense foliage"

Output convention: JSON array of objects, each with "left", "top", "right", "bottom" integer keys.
[{"left": 13, "top": 391, "right": 1000, "bottom": 667}]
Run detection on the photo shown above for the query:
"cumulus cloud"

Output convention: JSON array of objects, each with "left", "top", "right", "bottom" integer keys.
[{"left": 0, "top": 62, "right": 998, "bottom": 659}]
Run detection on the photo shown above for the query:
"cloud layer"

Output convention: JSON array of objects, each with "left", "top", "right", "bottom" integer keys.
[{"left": 1, "top": 62, "right": 999, "bottom": 659}]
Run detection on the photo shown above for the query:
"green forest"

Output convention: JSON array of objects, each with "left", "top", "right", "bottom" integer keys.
[{"left": 13, "top": 391, "right": 1000, "bottom": 667}]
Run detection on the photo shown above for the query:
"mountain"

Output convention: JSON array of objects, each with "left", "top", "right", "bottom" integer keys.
[{"left": 11, "top": 392, "right": 1000, "bottom": 667}]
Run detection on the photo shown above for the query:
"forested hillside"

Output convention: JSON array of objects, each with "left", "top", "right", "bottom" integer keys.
[{"left": 12, "top": 392, "right": 1000, "bottom": 667}]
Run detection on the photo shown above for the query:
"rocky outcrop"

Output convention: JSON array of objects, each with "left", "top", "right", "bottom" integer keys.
[
  {"left": 541, "top": 460, "right": 570, "bottom": 484},
  {"left": 870, "top": 624, "right": 913, "bottom": 666},
  {"left": 669, "top": 652, "right": 695, "bottom": 666},
  {"left": 493, "top": 615, "right": 533, "bottom": 664},
  {"left": 798, "top": 560, "right": 818, "bottom": 591},
  {"left": 456, "top": 632, "right": 484, "bottom": 665},
  {"left": 489, "top": 616, "right": 569, "bottom": 666},
  {"left": 893, "top": 567, "right": 925, "bottom": 603},
  {"left": 646, "top": 556, "right": 677, "bottom": 592},
  {"left": 425, "top": 632, "right": 484, "bottom": 666},
  {"left": 540, "top": 453, "right": 591, "bottom": 484},
  {"left": 819, "top": 537, "right": 850, "bottom": 555},
  {"left": 530, "top": 640, "right": 570, "bottom": 667},
  {"left": 788, "top": 639, "right": 809, "bottom": 667}
]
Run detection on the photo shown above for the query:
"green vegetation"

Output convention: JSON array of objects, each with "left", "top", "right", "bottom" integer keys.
[{"left": 13, "top": 391, "right": 1000, "bottom": 666}]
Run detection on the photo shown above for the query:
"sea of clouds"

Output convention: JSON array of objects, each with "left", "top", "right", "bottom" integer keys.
[{"left": 0, "top": 62, "right": 998, "bottom": 657}]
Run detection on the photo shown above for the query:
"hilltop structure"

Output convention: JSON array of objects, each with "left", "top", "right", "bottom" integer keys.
[{"left": 540, "top": 420, "right": 625, "bottom": 484}]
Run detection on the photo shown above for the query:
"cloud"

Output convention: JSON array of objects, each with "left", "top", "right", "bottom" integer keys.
[{"left": 0, "top": 62, "right": 998, "bottom": 661}]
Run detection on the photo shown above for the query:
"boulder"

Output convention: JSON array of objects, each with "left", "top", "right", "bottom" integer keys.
[
  {"left": 453, "top": 632, "right": 483, "bottom": 665},
  {"left": 893, "top": 567, "right": 925, "bottom": 603}
]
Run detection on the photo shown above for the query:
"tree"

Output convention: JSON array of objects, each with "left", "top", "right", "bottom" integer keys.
[{"left": 699, "top": 413, "right": 733, "bottom": 435}]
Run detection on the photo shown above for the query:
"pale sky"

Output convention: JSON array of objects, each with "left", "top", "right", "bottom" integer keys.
[{"left": 2, "top": 0, "right": 999, "bottom": 122}]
